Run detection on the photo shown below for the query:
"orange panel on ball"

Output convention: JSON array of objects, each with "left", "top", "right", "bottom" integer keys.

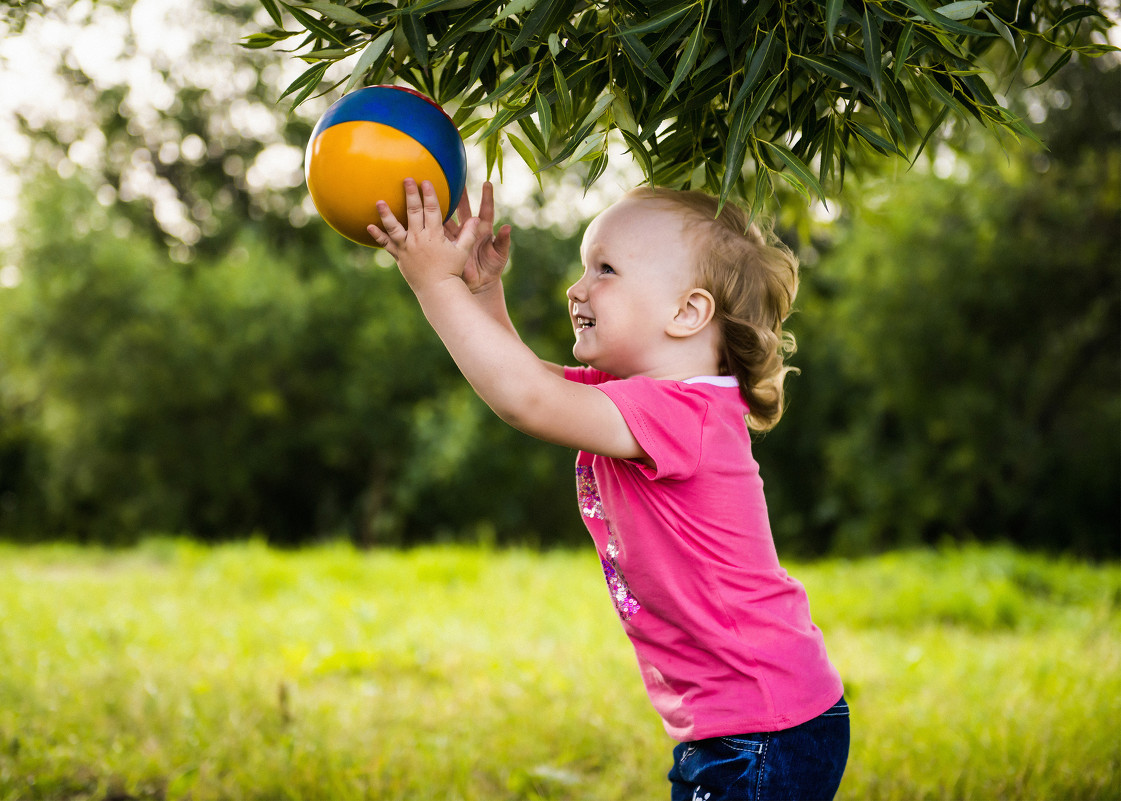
[{"left": 306, "top": 120, "right": 451, "bottom": 247}]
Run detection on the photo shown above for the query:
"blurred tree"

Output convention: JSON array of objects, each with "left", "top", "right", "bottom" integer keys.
[
  {"left": 0, "top": 172, "right": 472, "bottom": 544},
  {"left": 761, "top": 54, "right": 1120, "bottom": 558},
  {"left": 245, "top": 0, "right": 1116, "bottom": 211},
  {"left": 0, "top": 0, "right": 321, "bottom": 262}
]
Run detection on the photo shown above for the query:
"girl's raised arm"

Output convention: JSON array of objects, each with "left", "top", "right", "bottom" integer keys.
[{"left": 369, "top": 179, "right": 640, "bottom": 458}]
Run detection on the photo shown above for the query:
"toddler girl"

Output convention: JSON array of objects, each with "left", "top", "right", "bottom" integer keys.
[{"left": 368, "top": 178, "right": 848, "bottom": 801}]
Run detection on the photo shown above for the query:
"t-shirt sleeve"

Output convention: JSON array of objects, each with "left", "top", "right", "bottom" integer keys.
[
  {"left": 595, "top": 377, "right": 707, "bottom": 481},
  {"left": 563, "top": 365, "right": 617, "bottom": 385}
]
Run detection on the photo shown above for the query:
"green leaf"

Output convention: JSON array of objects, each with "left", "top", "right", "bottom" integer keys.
[
  {"left": 537, "top": 92, "right": 613, "bottom": 170},
  {"left": 296, "top": 2, "right": 373, "bottom": 26},
  {"left": 761, "top": 140, "right": 826, "bottom": 203},
  {"left": 1048, "top": 5, "right": 1106, "bottom": 29},
  {"left": 720, "top": 74, "right": 781, "bottom": 208},
  {"left": 576, "top": 92, "right": 616, "bottom": 132},
  {"left": 819, "top": 119, "right": 835, "bottom": 185},
  {"left": 862, "top": 6, "right": 883, "bottom": 98},
  {"left": 982, "top": 9, "right": 1016, "bottom": 53},
  {"left": 552, "top": 62, "right": 573, "bottom": 126},
  {"left": 1029, "top": 50, "right": 1072, "bottom": 87},
  {"left": 398, "top": 0, "right": 473, "bottom": 15},
  {"left": 584, "top": 151, "right": 610, "bottom": 191},
  {"left": 466, "top": 31, "right": 498, "bottom": 87},
  {"left": 570, "top": 132, "right": 604, "bottom": 163},
  {"left": 301, "top": 47, "right": 354, "bottom": 59},
  {"left": 279, "top": 60, "right": 329, "bottom": 102},
  {"left": 718, "top": 0, "right": 740, "bottom": 54},
  {"left": 287, "top": 63, "right": 331, "bottom": 108},
  {"left": 882, "top": 71, "right": 918, "bottom": 132},
  {"left": 796, "top": 53, "right": 872, "bottom": 95},
  {"left": 484, "top": 131, "right": 502, "bottom": 179},
  {"left": 284, "top": 4, "right": 348, "bottom": 45},
  {"left": 457, "top": 116, "right": 489, "bottom": 138},
  {"left": 400, "top": 13, "right": 429, "bottom": 69},
  {"left": 667, "top": 21, "right": 705, "bottom": 97},
  {"left": 516, "top": 115, "right": 547, "bottom": 153},
  {"left": 510, "top": 0, "right": 566, "bottom": 50},
  {"left": 615, "top": 4, "right": 696, "bottom": 37},
  {"left": 469, "top": 63, "right": 534, "bottom": 107},
  {"left": 748, "top": 165, "right": 773, "bottom": 226},
  {"left": 611, "top": 92, "right": 639, "bottom": 136},
  {"left": 343, "top": 29, "right": 392, "bottom": 93},
  {"left": 911, "top": 104, "right": 950, "bottom": 164},
  {"left": 918, "top": 70, "right": 969, "bottom": 116},
  {"left": 535, "top": 92, "right": 553, "bottom": 144},
  {"left": 260, "top": 0, "right": 285, "bottom": 28},
  {"left": 478, "top": 102, "right": 523, "bottom": 140},
  {"left": 730, "top": 29, "right": 777, "bottom": 112},
  {"left": 742, "top": 0, "right": 777, "bottom": 32},
  {"left": 719, "top": 105, "right": 752, "bottom": 209},
  {"left": 933, "top": 0, "right": 988, "bottom": 20},
  {"left": 433, "top": 1, "right": 502, "bottom": 49},
  {"left": 507, "top": 131, "right": 540, "bottom": 173},
  {"left": 1069, "top": 42, "right": 1121, "bottom": 55},
  {"left": 619, "top": 128, "right": 655, "bottom": 184},
  {"left": 740, "top": 72, "right": 782, "bottom": 135},
  {"left": 697, "top": 44, "right": 728, "bottom": 73},
  {"left": 848, "top": 120, "right": 904, "bottom": 155},
  {"left": 893, "top": 22, "right": 915, "bottom": 77},
  {"left": 240, "top": 30, "right": 298, "bottom": 49},
  {"left": 896, "top": 0, "right": 994, "bottom": 37},
  {"left": 618, "top": 32, "right": 671, "bottom": 86},
  {"left": 493, "top": 0, "right": 541, "bottom": 24},
  {"left": 826, "top": 0, "right": 844, "bottom": 43}
]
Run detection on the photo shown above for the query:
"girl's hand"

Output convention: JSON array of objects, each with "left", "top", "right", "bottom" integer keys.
[
  {"left": 367, "top": 178, "right": 479, "bottom": 293},
  {"left": 445, "top": 181, "right": 511, "bottom": 295}
]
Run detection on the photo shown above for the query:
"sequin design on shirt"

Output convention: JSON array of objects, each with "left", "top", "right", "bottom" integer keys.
[
  {"left": 576, "top": 466, "right": 641, "bottom": 621},
  {"left": 602, "top": 534, "right": 641, "bottom": 620},
  {"left": 576, "top": 465, "right": 604, "bottom": 520}
]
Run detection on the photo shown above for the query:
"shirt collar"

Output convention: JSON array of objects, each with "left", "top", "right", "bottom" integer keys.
[{"left": 682, "top": 375, "right": 739, "bottom": 387}]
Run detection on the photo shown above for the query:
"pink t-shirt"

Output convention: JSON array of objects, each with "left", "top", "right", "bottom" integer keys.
[{"left": 566, "top": 366, "right": 843, "bottom": 742}]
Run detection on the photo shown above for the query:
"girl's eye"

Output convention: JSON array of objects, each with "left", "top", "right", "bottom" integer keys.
[{"left": 600, "top": 264, "right": 615, "bottom": 275}]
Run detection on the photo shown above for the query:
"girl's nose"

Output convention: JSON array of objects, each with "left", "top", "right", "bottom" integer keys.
[{"left": 566, "top": 272, "right": 587, "bottom": 303}]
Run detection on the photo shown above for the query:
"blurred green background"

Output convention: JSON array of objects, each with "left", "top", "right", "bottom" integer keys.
[{"left": 0, "top": 0, "right": 1117, "bottom": 558}]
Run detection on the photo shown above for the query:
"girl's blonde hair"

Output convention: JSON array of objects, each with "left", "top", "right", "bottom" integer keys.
[{"left": 627, "top": 187, "right": 800, "bottom": 432}]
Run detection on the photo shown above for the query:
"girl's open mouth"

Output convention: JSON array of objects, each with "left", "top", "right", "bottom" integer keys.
[{"left": 576, "top": 316, "right": 596, "bottom": 329}]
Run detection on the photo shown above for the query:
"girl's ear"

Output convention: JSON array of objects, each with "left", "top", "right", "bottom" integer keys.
[{"left": 666, "top": 288, "right": 716, "bottom": 338}]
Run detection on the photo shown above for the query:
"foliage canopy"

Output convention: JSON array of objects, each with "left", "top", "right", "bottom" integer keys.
[{"left": 247, "top": 0, "right": 1117, "bottom": 209}]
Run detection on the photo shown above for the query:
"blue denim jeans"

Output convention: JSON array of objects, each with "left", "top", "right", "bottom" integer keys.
[{"left": 667, "top": 696, "right": 850, "bottom": 801}]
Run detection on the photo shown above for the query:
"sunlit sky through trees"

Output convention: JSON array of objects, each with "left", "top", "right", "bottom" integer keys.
[{"left": 0, "top": 0, "right": 647, "bottom": 269}]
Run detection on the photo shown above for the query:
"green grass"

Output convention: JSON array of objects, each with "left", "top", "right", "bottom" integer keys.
[{"left": 0, "top": 541, "right": 1117, "bottom": 800}]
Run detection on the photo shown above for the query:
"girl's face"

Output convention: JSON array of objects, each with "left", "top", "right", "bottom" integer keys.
[{"left": 567, "top": 198, "right": 696, "bottom": 378}]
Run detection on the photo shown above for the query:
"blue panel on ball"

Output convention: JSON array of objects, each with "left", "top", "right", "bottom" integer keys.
[{"left": 312, "top": 86, "right": 466, "bottom": 215}]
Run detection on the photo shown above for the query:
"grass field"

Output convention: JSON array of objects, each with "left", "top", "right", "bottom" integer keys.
[{"left": 0, "top": 540, "right": 1117, "bottom": 801}]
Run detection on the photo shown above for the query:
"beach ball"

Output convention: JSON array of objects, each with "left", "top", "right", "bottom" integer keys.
[{"left": 305, "top": 85, "right": 467, "bottom": 247}]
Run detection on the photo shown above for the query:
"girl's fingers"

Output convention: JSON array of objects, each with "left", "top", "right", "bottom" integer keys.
[
  {"left": 366, "top": 220, "right": 399, "bottom": 257},
  {"left": 419, "top": 180, "right": 443, "bottom": 229},
  {"left": 373, "top": 200, "right": 407, "bottom": 239},
  {"left": 494, "top": 223, "right": 512, "bottom": 260},
  {"left": 478, "top": 181, "right": 495, "bottom": 227},
  {"left": 403, "top": 178, "right": 424, "bottom": 230},
  {"left": 455, "top": 216, "right": 481, "bottom": 254},
  {"left": 454, "top": 190, "right": 473, "bottom": 225}
]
